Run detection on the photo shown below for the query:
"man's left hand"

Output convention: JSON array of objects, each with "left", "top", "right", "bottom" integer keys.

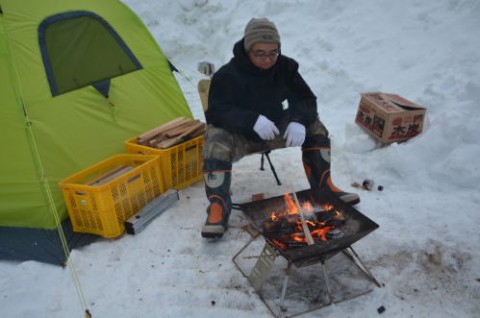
[{"left": 283, "top": 122, "right": 306, "bottom": 147}]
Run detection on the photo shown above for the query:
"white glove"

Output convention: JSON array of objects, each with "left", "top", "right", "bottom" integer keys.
[
  {"left": 253, "top": 115, "right": 280, "bottom": 140},
  {"left": 283, "top": 122, "right": 306, "bottom": 147}
]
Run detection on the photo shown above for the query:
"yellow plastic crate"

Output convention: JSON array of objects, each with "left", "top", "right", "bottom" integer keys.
[
  {"left": 125, "top": 135, "right": 204, "bottom": 191},
  {"left": 59, "top": 154, "right": 164, "bottom": 238}
]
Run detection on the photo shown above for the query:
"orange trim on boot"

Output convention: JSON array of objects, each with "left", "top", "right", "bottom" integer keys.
[
  {"left": 326, "top": 176, "right": 344, "bottom": 193},
  {"left": 303, "top": 164, "right": 312, "bottom": 180},
  {"left": 207, "top": 202, "right": 224, "bottom": 224},
  {"left": 208, "top": 195, "right": 226, "bottom": 206},
  {"left": 302, "top": 147, "right": 329, "bottom": 152},
  {"left": 319, "top": 169, "right": 329, "bottom": 187}
]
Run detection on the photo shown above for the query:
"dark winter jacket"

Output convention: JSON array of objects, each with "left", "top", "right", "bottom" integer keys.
[{"left": 205, "top": 39, "right": 318, "bottom": 141}]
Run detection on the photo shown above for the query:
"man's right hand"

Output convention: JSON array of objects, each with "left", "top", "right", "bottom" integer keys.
[{"left": 253, "top": 115, "right": 279, "bottom": 140}]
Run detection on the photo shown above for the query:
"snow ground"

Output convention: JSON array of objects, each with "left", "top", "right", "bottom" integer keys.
[{"left": 1, "top": 0, "right": 480, "bottom": 317}]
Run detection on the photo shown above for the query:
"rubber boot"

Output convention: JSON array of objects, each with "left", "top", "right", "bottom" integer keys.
[
  {"left": 201, "top": 159, "right": 232, "bottom": 238},
  {"left": 302, "top": 139, "right": 360, "bottom": 205}
]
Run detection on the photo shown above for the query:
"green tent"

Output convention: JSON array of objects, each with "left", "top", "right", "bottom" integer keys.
[{"left": 0, "top": 0, "right": 192, "bottom": 264}]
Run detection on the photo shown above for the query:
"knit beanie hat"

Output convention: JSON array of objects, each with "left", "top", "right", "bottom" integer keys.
[{"left": 243, "top": 18, "right": 281, "bottom": 52}]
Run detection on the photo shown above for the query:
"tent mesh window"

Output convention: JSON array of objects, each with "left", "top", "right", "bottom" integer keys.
[{"left": 38, "top": 11, "right": 142, "bottom": 96}]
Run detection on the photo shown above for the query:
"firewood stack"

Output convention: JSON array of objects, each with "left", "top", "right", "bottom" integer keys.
[
  {"left": 137, "top": 117, "right": 206, "bottom": 149},
  {"left": 86, "top": 165, "right": 134, "bottom": 186}
]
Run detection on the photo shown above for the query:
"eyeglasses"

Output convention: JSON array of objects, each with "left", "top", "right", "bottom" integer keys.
[{"left": 250, "top": 49, "right": 279, "bottom": 61}]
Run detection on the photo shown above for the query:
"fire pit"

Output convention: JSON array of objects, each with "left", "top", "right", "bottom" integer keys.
[
  {"left": 232, "top": 189, "right": 380, "bottom": 317},
  {"left": 238, "top": 188, "right": 379, "bottom": 266}
]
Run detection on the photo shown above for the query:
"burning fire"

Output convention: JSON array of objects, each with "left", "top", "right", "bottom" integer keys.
[{"left": 263, "top": 193, "right": 345, "bottom": 250}]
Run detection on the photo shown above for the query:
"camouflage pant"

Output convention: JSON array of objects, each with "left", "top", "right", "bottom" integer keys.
[{"left": 203, "top": 117, "right": 329, "bottom": 164}]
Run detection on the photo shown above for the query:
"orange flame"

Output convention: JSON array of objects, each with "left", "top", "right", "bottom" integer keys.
[
  {"left": 283, "top": 193, "right": 298, "bottom": 216},
  {"left": 302, "top": 200, "right": 313, "bottom": 212},
  {"left": 311, "top": 225, "right": 335, "bottom": 241},
  {"left": 270, "top": 211, "right": 278, "bottom": 221},
  {"left": 265, "top": 193, "right": 344, "bottom": 250}
]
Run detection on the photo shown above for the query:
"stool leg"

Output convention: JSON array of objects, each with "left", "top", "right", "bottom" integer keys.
[{"left": 265, "top": 152, "right": 282, "bottom": 186}]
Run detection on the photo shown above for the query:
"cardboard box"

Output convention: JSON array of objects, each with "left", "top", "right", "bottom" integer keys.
[{"left": 355, "top": 92, "right": 426, "bottom": 143}]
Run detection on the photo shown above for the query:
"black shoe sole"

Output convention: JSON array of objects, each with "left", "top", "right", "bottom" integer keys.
[
  {"left": 337, "top": 193, "right": 361, "bottom": 205},
  {"left": 345, "top": 198, "right": 360, "bottom": 205},
  {"left": 201, "top": 223, "right": 226, "bottom": 239},
  {"left": 201, "top": 231, "right": 224, "bottom": 239}
]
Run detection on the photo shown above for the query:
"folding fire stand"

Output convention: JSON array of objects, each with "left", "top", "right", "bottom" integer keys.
[{"left": 232, "top": 189, "right": 381, "bottom": 317}]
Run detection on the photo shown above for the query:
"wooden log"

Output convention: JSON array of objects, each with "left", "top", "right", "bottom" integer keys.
[
  {"left": 186, "top": 122, "right": 206, "bottom": 139},
  {"left": 86, "top": 165, "right": 134, "bottom": 186},
  {"left": 163, "top": 120, "right": 200, "bottom": 138},
  {"left": 292, "top": 192, "right": 315, "bottom": 245},
  {"left": 138, "top": 118, "right": 203, "bottom": 147},
  {"left": 86, "top": 165, "right": 126, "bottom": 185},
  {"left": 137, "top": 117, "right": 190, "bottom": 145},
  {"left": 189, "top": 127, "right": 205, "bottom": 138},
  {"left": 156, "top": 121, "right": 205, "bottom": 149}
]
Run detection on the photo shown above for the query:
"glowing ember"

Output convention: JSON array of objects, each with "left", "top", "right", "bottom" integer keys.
[{"left": 263, "top": 193, "right": 346, "bottom": 250}]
